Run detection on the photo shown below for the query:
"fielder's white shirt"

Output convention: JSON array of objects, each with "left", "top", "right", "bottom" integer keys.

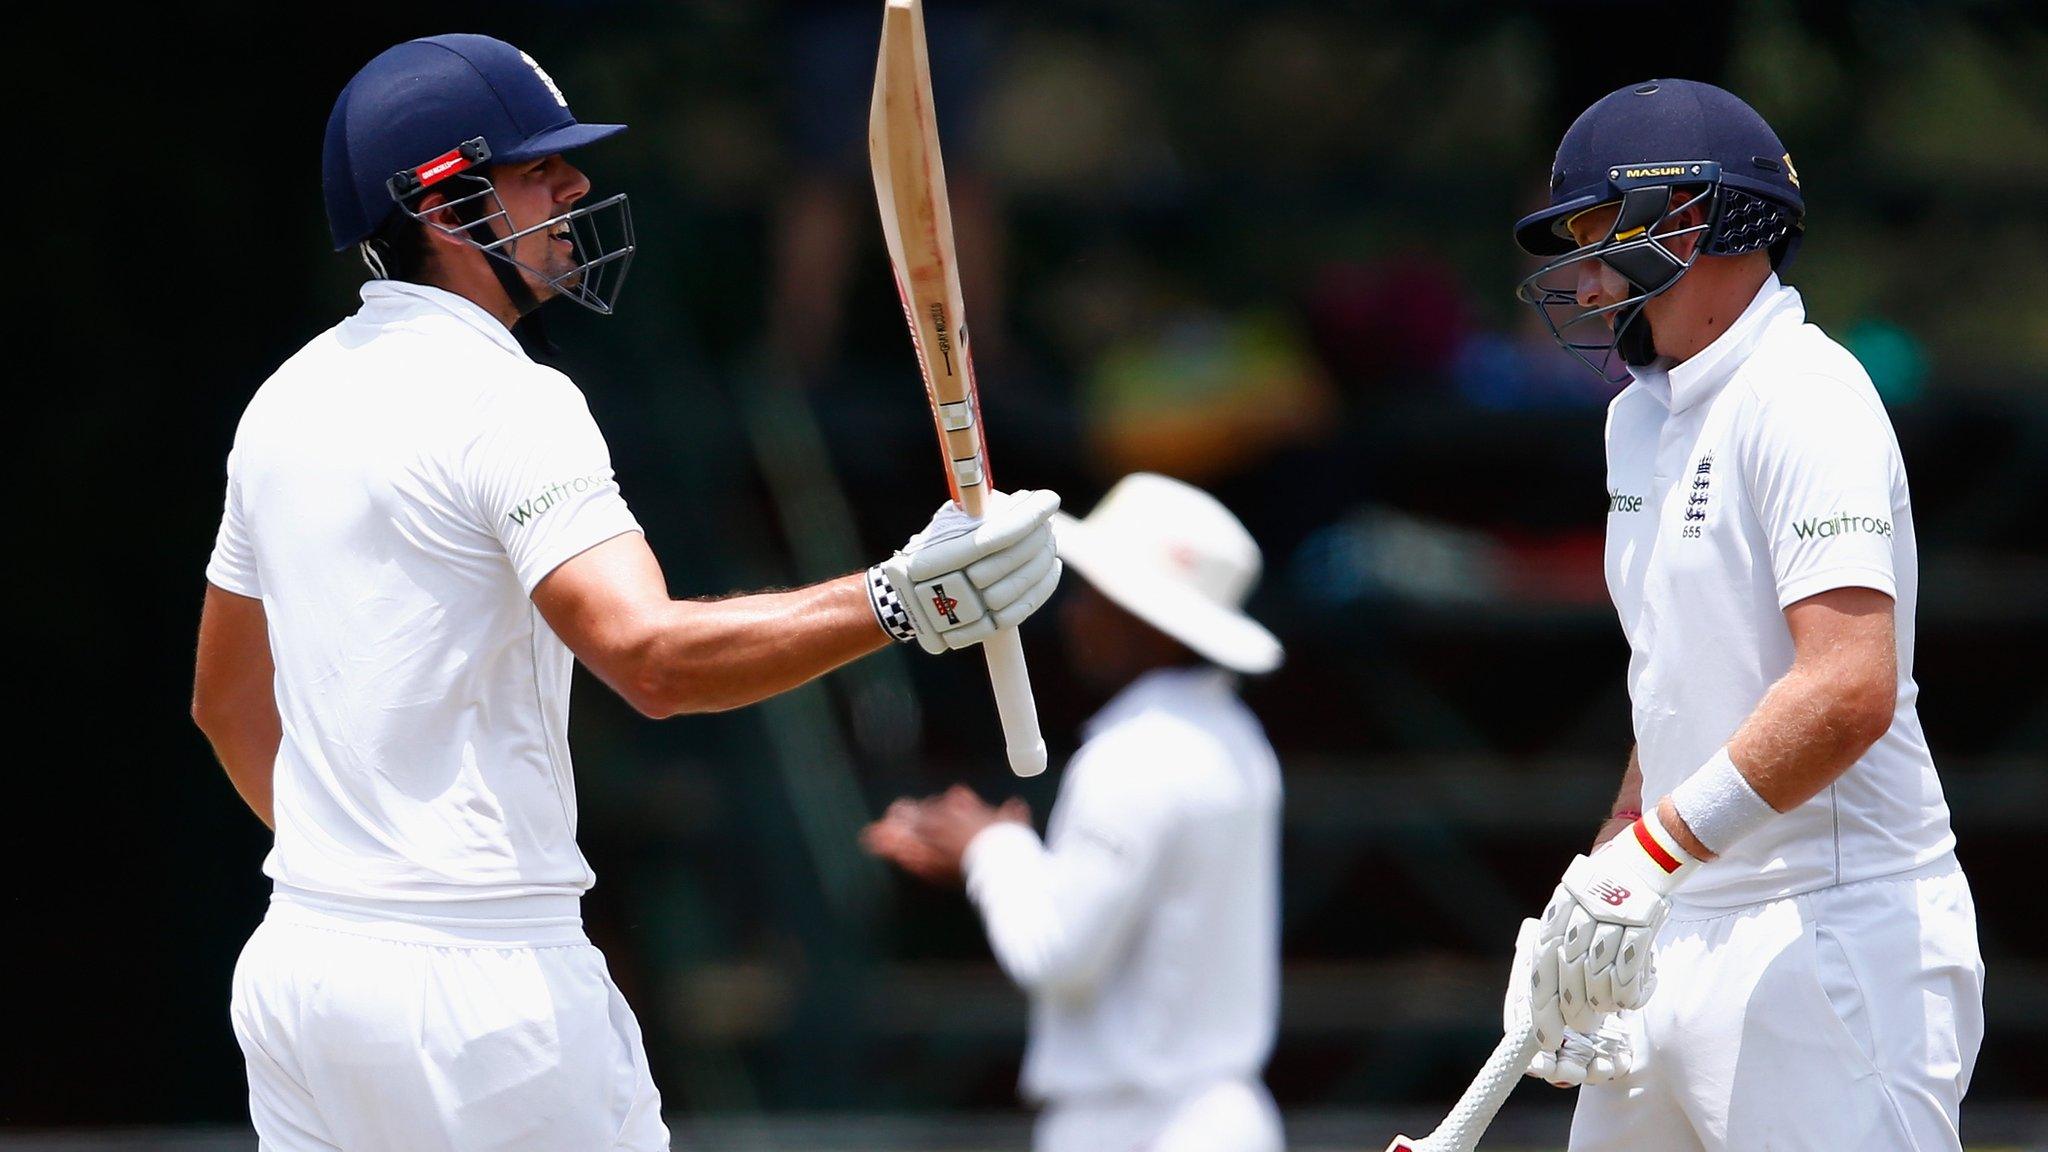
[
  {"left": 1605, "top": 274, "right": 1955, "bottom": 908},
  {"left": 963, "top": 668, "right": 1282, "bottom": 1103},
  {"left": 207, "top": 281, "right": 642, "bottom": 909}
]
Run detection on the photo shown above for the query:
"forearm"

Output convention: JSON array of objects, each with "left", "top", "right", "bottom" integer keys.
[
  {"left": 1723, "top": 655, "right": 1893, "bottom": 812},
  {"left": 964, "top": 824, "right": 1137, "bottom": 996},
  {"left": 206, "top": 719, "right": 279, "bottom": 830},
  {"left": 629, "top": 573, "right": 889, "bottom": 716},
  {"left": 964, "top": 824, "right": 1067, "bottom": 991},
  {"left": 1591, "top": 746, "right": 1644, "bottom": 851},
  {"left": 1655, "top": 650, "right": 1894, "bottom": 861},
  {"left": 193, "top": 692, "right": 280, "bottom": 830},
  {"left": 193, "top": 584, "right": 280, "bottom": 830}
]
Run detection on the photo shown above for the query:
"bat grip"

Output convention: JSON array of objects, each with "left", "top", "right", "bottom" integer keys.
[
  {"left": 981, "top": 627, "right": 1046, "bottom": 777},
  {"left": 1403, "top": 1021, "right": 1541, "bottom": 1152}
]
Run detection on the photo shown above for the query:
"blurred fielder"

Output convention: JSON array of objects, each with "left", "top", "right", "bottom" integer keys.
[
  {"left": 190, "top": 34, "right": 1060, "bottom": 1152},
  {"left": 864, "top": 474, "right": 1286, "bottom": 1152},
  {"left": 1508, "top": 79, "right": 1983, "bottom": 1150}
]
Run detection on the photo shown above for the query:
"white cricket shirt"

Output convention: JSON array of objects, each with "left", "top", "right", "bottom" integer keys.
[
  {"left": 207, "top": 281, "right": 642, "bottom": 911},
  {"left": 1604, "top": 274, "right": 1955, "bottom": 908},
  {"left": 963, "top": 668, "right": 1282, "bottom": 1103}
]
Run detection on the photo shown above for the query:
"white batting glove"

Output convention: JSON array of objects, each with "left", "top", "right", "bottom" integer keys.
[
  {"left": 869, "top": 489, "right": 1063, "bottom": 655},
  {"left": 1505, "top": 917, "right": 1635, "bottom": 1087},
  {"left": 1530, "top": 815, "right": 1700, "bottom": 1043},
  {"left": 1540, "top": 1016, "right": 1637, "bottom": 1087}
]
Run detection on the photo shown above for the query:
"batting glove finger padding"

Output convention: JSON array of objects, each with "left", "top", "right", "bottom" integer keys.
[
  {"left": 876, "top": 489, "right": 1062, "bottom": 654},
  {"left": 1503, "top": 917, "right": 1539, "bottom": 1033},
  {"left": 977, "top": 534, "right": 1056, "bottom": 606},
  {"left": 1537, "top": 842, "right": 1680, "bottom": 1034},
  {"left": 1514, "top": 915, "right": 1641, "bottom": 1089},
  {"left": 903, "top": 491, "right": 1060, "bottom": 580},
  {"left": 1529, "top": 923, "right": 1565, "bottom": 1053},
  {"left": 991, "top": 557, "right": 1061, "bottom": 631},
  {"left": 1530, "top": 1016, "right": 1635, "bottom": 1088},
  {"left": 963, "top": 523, "right": 1052, "bottom": 588}
]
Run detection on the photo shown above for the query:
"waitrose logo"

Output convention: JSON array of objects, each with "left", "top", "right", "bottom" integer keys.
[
  {"left": 507, "top": 474, "right": 608, "bottom": 529},
  {"left": 1792, "top": 512, "right": 1893, "bottom": 540}
]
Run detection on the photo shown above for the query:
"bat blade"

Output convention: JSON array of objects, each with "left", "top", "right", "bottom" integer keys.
[{"left": 870, "top": 0, "right": 1046, "bottom": 777}]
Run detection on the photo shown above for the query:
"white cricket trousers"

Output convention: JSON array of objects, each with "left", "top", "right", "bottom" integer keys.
[
  {"left": 1570, "top": 856, "right": 1982, "bottom": 1152},
  {"left": 1036, "top": 1078, "right": 1284, "bottom": 1152},
  {"left": 230, "top": 888, "right": 671, "bottom": 1152}
]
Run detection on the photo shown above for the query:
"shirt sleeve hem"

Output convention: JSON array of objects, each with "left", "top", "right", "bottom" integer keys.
[
  {"left": 1777, "top": 566, "right": 1897, "bottom": 609},
  {"left": 204, "top": 564, "right": 262, "bottom": 600},
  {"left": 517, "top": 522, "right": 645, "bottom": 596}
]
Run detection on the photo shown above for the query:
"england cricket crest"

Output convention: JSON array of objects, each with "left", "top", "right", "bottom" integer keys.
[{"left": 1681, "top": 451, "right": 1713, "bottom": 539}]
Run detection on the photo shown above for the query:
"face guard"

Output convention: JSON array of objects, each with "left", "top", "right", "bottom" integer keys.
[
  {"left": 1514, "top": 162, "right": 1724, "bottom": 386},
  {"left": 376, "top": 138, "right": 636, "bottom": 316}
]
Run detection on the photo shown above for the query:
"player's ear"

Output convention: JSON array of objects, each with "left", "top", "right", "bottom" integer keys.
[
  {"left": 414, "top": 191, "right": 467, "bottom": 250},
  {"left": 1659, "top": 191, "right": 1710, "bottom": 260}
]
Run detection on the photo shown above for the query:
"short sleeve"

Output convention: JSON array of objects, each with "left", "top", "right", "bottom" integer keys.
[
  {"left": 466, "top": 372, "right": 642, "bottom": 594},
  {"left": 1743, "top": 374, "right": 1902, "bottom": 608},
  {"left": 205, "top": 445, "right": 262, "bottom": 598}
]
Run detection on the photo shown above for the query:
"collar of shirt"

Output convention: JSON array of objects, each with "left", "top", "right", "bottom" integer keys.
[
  {"left": 357, "top": 280, "right": 529, "bottom": 360},
  {"left": 1628, "top": 273, "right": 1803, "bottom": 414},
  {"left": 1083, "top": 666, "right": 1240, "bottom": 743}
]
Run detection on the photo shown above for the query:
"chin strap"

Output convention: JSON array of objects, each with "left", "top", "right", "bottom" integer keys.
[
  {"left": 1616, "top": 307, "right": 1660, "bottom": 366},
  {"left": 423, "top": 173, "right": 543, "bottom": 321},
  {"left": 477, "top": 225, "right": 544, "bottom": 320}
]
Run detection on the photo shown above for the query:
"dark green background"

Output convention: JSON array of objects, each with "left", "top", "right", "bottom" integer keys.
[{"left": 17, "top": 0, "right": 2045, "bottom": 1131}]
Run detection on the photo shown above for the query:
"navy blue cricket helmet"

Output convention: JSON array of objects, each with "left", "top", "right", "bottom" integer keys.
[
  {"left": 323, "top": 35, "right": 635, "bottom": 314},
  {"left": 1513, "top": 79, "right": 1805, "bottom": 382}
]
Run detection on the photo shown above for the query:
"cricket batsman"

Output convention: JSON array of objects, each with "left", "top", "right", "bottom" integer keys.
[
  {"left": 1507, "top": 79, "right": 1983, "bottom": 1150},
  {"left": 864, "top": 474, "right": 1287, "bottom": 1152},
  {"left": 189, "top": 35, "right": 1060, "bottom": 1150}
]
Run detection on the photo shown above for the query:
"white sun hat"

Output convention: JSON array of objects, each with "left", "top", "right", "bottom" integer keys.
[{"left": 1051, "top": 473, "right": 1284, "bottom": 675}]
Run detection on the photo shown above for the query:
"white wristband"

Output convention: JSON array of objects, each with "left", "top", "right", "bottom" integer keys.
[{"left": 1668, "top": 747, "right": 1779, "bottom": 856}]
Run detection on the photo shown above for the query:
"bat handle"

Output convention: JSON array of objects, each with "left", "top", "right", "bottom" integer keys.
[
  {"left": 1394, "top": 1022, "right": 1541, "bottom": 1152},
  {"left": 981, "top": 627, "right": 1046, "bottom": 777}
]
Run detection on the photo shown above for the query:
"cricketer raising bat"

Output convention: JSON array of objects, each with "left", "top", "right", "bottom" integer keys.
[{"left": 869, "top": 0, "right": 1048, "bottom": 777}]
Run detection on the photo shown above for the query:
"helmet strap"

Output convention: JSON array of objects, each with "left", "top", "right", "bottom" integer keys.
[
  {"left": 1616, "top": 306, "right": 1660, "bottom": 366},
  {"left": 359, "top": 241, "right": 391, "bottom": 280},
  {"left": 443, "top": 188, "right": 545, "bottom": 320}
]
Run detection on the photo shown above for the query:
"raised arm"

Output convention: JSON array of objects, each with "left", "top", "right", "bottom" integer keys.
[
  {"left": 533, "top": 533, "right": 886, "bottom": 717},
  {"left": 191, "top": 583, "right": 281, "bottom": 829},
  {"left": 534, "top": 491, "right": 1062, "bottom": 719}
]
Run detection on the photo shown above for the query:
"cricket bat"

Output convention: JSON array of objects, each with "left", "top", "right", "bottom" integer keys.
[
  {"left": 869, "top": 0, "right": 1047, "bottom": 777},
  {"left": 1382, "top": 1021, "right": 1540, "bottom": 1151}
]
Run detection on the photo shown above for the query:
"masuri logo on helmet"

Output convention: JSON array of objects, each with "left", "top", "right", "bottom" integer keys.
[{"left": 1512, "top": 79, "right": 1805, "bottom": 385}]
